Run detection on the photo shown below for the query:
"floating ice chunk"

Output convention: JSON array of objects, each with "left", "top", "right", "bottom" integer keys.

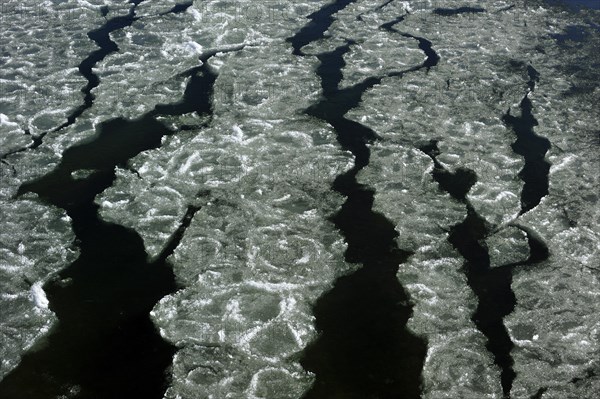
[
  {"left": 0, "top": 197, "right": 76, "bottom": 380},
  {"left": 183, "top": 41, "right": 203, "bottom": 55},
  {"left": 70, "top": 169, "right": 98, "bottom": 180},
  {"left": 487, "top": 226, "right": 530, "bottom": 268},
  {"left": 30, "top": 282, "right": 49, "bottom": 310},
  {"left": 248, "top": 367, "right": 308, "bottom": 399}
]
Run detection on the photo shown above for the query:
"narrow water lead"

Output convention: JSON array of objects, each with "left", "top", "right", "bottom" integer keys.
[
  {"left": 419, "top": 140, "right": 517, "bottom": 397},
  {"left": 55, "top": 0, "right": 147, "bottom": 132},
  {"left": 0, "top": 47, "right": 239, "bottom": 398},
  {"left": 379, "top": 16, "right": 440, "bottom": 71},
  {"left": 0, "top": 117, "right": 176, "bottom": 399},
  {"left": 502, "top": 65, "right": 551, "bottom": 215},
  {"left": 286, "top": 0, "right": 357, "bottom": 55},
  {"left": 287, "top": 8, "right": 438, "bottom": 394},
  {"left": 419, "top": 138, "right": 549, "bottom": 398},
  {"left": 159, "top": 1, "right": 194, "bottom": 16}
]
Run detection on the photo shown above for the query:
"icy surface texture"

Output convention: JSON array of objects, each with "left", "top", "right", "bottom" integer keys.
[
  {"left": 333, "top": 0, "right": 599, "bottom": 397},
  {"left": 507, "top": 5, "right": 600, "bottom": 398},
  {"left": 0, "top": 170, "right": 76, "bottom": 380},
  {"left": 346, "top": 2, "right": 531, "bottom": 227},
  {"left": 0, "top": 0, "right": 598, "bottom": 397},
  {"left": 97, "top": 1, "right": 353, "bottom": 396},
  {"left": 487, "top": 227, "right": 530, "bottom": 268},
  {"left": 359, "top": 144, "right": 503, "bottom": 398},
  {"left": 147, "top": 114, "right": 351, "bottom": 396},
  {"left": 0, "top": 0, "right": 98, "bottom": 137},
  {"left": 508, "top": 113, "right": 600, "bottom": 398},
  {"left": 99, "top": 41, "right": 332, "bottom": 259},
  {"left": 151, "top": 186, "right": 349, "bottom": 398},
  {"left": 90, "top": 0, "right": 207, "bottom": 120},
  {"left": 0, "top": 0, "right": 207, "bottom": 177}
]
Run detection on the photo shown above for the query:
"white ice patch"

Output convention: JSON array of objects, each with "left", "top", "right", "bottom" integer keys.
[
  {"left": 183, "top": 41, "right": 203, "bottom": 55},
  {"left": 30, "top": 282, "right": 49, "bottom": 310},
  {"left": 0, "top": 198, "right": 76, "bottom": 380},
  {"left": 0, "top": 113, "right": 19, "bottom": 127},
  {"left": 3, "top": 0, "right": 598, "bottom": 397},
  {"left": 487, "top": 226, "right": 530, "bottom": 268}
]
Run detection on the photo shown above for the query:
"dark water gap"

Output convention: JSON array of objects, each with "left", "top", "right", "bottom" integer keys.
[
  {"left": 55, "top": 0, "right": 147, "bottom": 133},
  {"left": 286, "top": 0, "right": 358, "bottom": 55},
  {"left": 379, "top": 16, "right": 440, "bottom": 71},
  {"left": 1, "top": 0, "right": 199, "bottom": 164},
  {"left": 301, "top": 42, "right": 426, "bottom": 399},
  {"left": 0, "top": 47, "right": 242, "bottom": 399},
  {"left": 502, "top": 65, "right": 551, "bottom": 214},
  {"left": 288, "top": 7, "right": 443, "bottom": 396},
  {"left": 419, "top": 140, "right": 549, "bottom": 398},
  {"left": 1, "top": 1, "right": 147, "bottom": 164},
  {"left": 433, "top": 7, "right": 486, "bottom": 16},
  {"left": 160, "top": 1, "right": 194, "bottom": 16}
]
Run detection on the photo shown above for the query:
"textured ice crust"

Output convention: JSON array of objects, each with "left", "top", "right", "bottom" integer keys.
[
  {"left": 509, "top": 130, "right": 600, "bottom": 397},
  {"left": 0, "top": 1, "right": 99, "bottom": 137},
  {"left": 0, "top": 172, "right": 76, "bottom": 380},
  {"left": 146, "top": 113, "right": 350, "bottom": 395},
  {"left": 342, "top": 0, "right": 599, "bottom": 398},
  {"left": 1, "top": 0, "right": 598, "bottom": 397},
  {"left": 98, "top": 1, "right": 352, "bottom": 396},
  {"left": 508, "top": 5, "right": 600, "bottom": 398},
  {"left": 0, "top": 0, "right": 210, "bottom": 174},
  {"left": 151, "top": 190, "right": 348, "bottom": 398},
  {"left": 359, "top": 143, "right": 503, "bottom": 399}
]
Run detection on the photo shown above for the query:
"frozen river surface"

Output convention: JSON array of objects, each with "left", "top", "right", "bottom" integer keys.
[{"left": 0, "top": 0, "right": 599, "bottom": 398}]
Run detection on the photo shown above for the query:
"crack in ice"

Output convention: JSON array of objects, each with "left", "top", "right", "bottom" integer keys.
[
  {"left": 286, "top": 0, "right": 358, "bottom": 56},
  {"left": 502, "top": 65, "right": 551, "bottom": 215},
  {"left": 55, "top": 0, "right": 148, "bottom": 133},
  {"left": 419, "top": 140, "right": 517, "bottom": 398},
  {"left": 0, "top": 0, "right": 200, "bottom": 163},
  {"left": 0, "top": 45, "right": 247, "bottom": 398},
  {"left": 419, "top": 138, "right": 550, "bottom": 398},
  {"left": 286, "top": 8, "right": 445, "bottom": 397},
  {"left": 433, "top": 7, "right": 486, "bottom": 16},
  {"left": 159, "top": 1, "right": 194, "bottom": 17}
]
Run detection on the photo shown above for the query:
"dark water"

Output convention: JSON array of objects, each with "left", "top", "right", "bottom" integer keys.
[
  {"left": 160, "top": 1, "right": 194, "bottom": 16},
  {"left": 0, "top": 117, "right": 177, "bottom": 399},
  {"left": 286, "top": 3, "right": 449, "bottom": 396},
  {"left": 420, "top": 135, "right": 550, "bottom": 398},
  {"left": 55, "top": 1, "right": 146, "bottom": 133},
  {"left": 286, "top": 0, "right": 357, "bottom": 55},
  {"left": 502, "top": 65, "right": 551, "bottom": 215},
  {"left": 0, "top": 44, "right": 236, "bottom": 397},
  {"left": 550, "top": 24, "right": 593, "bottom": 45},
  {"left": 419, "top": 140, "right": 517, "bottom": 398},
  {"left": 301, "top": 42, "right": 426, "bottom": 399},
  {"left": 433, "top": 7, "right": 486, "bottom": 16}
]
